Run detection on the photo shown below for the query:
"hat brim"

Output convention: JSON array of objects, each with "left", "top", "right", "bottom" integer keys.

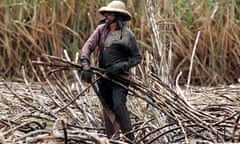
[{"left": 98, "top": 7, "right": 131, "bottom": 21}]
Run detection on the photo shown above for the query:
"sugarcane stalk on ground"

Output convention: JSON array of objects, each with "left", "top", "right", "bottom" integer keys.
[{"left": 0, "top": 54, "right": 239, "bottom": 143}]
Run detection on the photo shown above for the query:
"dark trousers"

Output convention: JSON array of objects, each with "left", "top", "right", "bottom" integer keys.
[
  {"left": 98, "top": 78, "right": 128, "bottom": 110},
  {"left": 97, "top": 78, "right": 134, "bottom": 141}
]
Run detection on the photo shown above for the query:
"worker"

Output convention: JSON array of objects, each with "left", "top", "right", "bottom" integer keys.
[{"left": 79, "top": 0, "right": 142, "bottom": 141}]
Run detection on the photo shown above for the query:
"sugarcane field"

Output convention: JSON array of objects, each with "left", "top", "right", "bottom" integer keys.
[{"left": 0, "top": 0, "right": 240, "bottom": 144}]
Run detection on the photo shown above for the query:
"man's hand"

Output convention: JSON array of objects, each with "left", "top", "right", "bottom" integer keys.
[
  {"left": 81, "top": 70, "right": 92, "bottom": 83},
  {"left": 106, "top": 62, "right": 129, "bottom": 77},
  {"left": 81, "top": 59, "right": 92, "bottom": 83}
]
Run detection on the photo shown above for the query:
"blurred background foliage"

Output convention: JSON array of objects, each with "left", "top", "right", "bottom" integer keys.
[{"left": 0, "top": 0, "right": 239, "bottom": 86}]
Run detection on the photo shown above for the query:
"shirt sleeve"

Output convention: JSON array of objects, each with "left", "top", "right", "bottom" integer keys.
[
  {"left": 80, "top": 24, "right": 104, "bottom": 62},
  {"left": 127, "top": 32, "right": 142, "bottom": 68}
]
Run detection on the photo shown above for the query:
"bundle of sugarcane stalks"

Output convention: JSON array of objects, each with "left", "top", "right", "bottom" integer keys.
[{"left": 0, "top": 54, "right": 240, "bottom": 144}]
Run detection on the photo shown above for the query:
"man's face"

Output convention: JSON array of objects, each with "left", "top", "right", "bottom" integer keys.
[{"left": 103, "top": 12, "right": 116, "bottom": 25}]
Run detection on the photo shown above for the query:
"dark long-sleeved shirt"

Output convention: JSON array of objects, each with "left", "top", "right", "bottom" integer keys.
[{"left": 80, "top": 23, "right": 142, "bottom": 69}]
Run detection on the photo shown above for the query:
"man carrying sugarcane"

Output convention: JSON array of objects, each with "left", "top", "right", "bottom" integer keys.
[{"left": 79, "top": 0, "right": 142, "bottom": 142}]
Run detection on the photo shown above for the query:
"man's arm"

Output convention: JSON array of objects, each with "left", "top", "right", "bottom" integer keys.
[
  {"left": 127, "top": 35, "right": 142, "bottom": 68},
  {"left": 80, "top": 24, "right": 104, "bottom": 62}
]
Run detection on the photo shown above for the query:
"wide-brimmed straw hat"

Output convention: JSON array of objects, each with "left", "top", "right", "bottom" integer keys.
[{"left": 98, "top": 0, "right": 131, "bottom": 21}]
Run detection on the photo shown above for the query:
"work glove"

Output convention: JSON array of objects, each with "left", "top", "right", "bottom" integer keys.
[
  {"left": 106, "top": 62, "right": 129, "bottom": 77},
  {"left": 80, "top": 59, "right": 92, "bottom": 83}
]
